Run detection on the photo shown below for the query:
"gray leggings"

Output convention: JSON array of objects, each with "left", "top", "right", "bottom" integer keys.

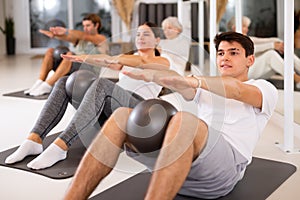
[{"left": 31, "top": 76, "right": 144, "bottom": 147}]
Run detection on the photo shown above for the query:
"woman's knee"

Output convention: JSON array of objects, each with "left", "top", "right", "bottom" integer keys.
[
  {"left": 97, "top": 78, "right": 111, "bottom": 85},
  {"left": 55, "top": 76, "right": 69, "bottom": 88},
  {"left": 93, "top": 78, "right": 114, "bottom": 93}
]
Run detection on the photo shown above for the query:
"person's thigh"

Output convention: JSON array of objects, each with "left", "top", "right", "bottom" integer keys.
[{"left": 179, "top": 129, "right": 248, "bottom": 199}]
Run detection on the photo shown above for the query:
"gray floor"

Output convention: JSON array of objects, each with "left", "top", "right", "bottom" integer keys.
[{"left": 0, "top": 55, "right": 299, "bottom": 200}]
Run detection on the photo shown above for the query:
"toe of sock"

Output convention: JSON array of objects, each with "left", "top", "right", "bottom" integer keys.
[{"left": 5, "top": 156, "right": 15, "bottom": 164}]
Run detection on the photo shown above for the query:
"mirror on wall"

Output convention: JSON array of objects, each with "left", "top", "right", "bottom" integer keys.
[
  {"left": 219, "top": 0, "right": 277, "bottom": 37},
  {"left": 29, "top": 0, "right": 68, "bottom": 48},
  {"left": 29, "top": 0, "right": 111, "bottom": 48}
]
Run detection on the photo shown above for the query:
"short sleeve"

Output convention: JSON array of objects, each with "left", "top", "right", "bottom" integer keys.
[{"left": 251, "top": 79, "right": 278, "bottom": 118}]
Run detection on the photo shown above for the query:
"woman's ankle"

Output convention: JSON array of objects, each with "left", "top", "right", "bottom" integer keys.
[
  {"left": 27, "top": 133, "right": 43, "bottom": 144},
  {"left": 54, "top": 138, "right": 69, "bottom": 151}
]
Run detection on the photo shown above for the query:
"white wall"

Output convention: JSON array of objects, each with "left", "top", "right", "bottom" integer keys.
[
  {"left": 1, "top": 0, "right": 33, "bottom": 55},
  {"left": 13, "top": 0, "right": 36, "bottom": 54}
]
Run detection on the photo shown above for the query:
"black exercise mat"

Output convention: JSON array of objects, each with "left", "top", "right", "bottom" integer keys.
[
  {"left": 3, "top": 89, "right": 49, "bottom": 100},
  {"left": 0, "top": 132, "right": 87, "bottom": 179},
  {"left": 90, "top": 157, "right": 296, "bottom": 200},
  {"left": 2, "top": 78, "right": 119, "bottom": 100}
]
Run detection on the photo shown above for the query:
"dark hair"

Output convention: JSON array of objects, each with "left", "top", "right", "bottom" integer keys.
[
  {"left": 214, "top": 31, "right": 254, "bottom": 57},
  {"left": 142, "top": 22, "right": 161, "bottom": 38},
  {"left": 82, "top": 13, "right": 102, "bottom": 32}
]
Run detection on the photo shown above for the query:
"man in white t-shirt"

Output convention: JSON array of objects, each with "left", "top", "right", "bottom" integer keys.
[{"left": 63, "top": 32, "right": 278, "bottom": 200}]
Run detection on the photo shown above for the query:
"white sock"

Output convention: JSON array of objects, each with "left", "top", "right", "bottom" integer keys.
[
  {"left": 24, "top": 79, "right": 43, "bottom": 94},
  {"left": 29, "top": 81, "right": 52, "bottom": 96},
  {"left": 5, "top": 139, "right": 43, "bottom": 164},
  {"left": 296, "top": 82, "right": 300, "bottom": 89},
  {"left": 27, "top": 143, "right": 67, "bottom": 170}
]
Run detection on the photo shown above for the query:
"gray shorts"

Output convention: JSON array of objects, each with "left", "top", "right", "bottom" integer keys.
[
  {"left": 179, "top": 127, "right": 248, "bottom": 199},
  {"left": 125, "top": 127, "right": 248, "bottom": 199}
]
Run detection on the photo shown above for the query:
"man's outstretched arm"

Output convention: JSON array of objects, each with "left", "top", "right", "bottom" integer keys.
[{"left": 123, "top": 68, "right": 264, "bottom": 108}]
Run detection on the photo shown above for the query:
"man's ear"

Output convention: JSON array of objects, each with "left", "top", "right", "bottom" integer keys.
[
  {"left": 247, "top": 55, "right": 255, "bottom": 68},
  {"left": 95, "top": 22, "right": 100, "bottom": 30}
]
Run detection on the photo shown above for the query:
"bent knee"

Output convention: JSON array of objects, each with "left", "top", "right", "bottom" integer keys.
[
  {"left": 56, "top": 76, "right": 69, "bottom": 87},
  {"left": 45, "top": 48, "right": 55, "bottom": 56},
  {"left": 106, "top": 107, "right": 133, "bottom": 131},
  {"left": 59, "top": 58, "right": 72, "bottom": 68},
  {"left": 169, "top": 111, "right": 208, "bottom": 139},
  {"left": 113, "top": 107, "right": 133, "bottom": 118}
]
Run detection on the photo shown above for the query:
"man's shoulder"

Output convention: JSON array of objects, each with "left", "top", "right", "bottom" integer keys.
[
  {"left": 250, "top": 79, "right": 278, "bottom": 101},
  {"left": 246, "top": 79, "right": 278, "bottom": 96},
  {"left": 246, "top": 78, "right": 272, "bottom": 86}
]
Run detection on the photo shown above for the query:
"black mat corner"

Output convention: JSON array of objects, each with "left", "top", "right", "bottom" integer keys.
[
  {"left": 0, "top": 132, "right": 86, "bottom": 179},
  {"left": 3, "top": 89, "right": 49, "bottom": 100},
  {"left": 90, "top": 157, "right": 296, "bottom": 200}
]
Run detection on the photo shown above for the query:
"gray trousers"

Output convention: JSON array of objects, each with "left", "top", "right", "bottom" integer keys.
[{"left": 31, "top": 77, "right": 144, "bottom": 147}]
